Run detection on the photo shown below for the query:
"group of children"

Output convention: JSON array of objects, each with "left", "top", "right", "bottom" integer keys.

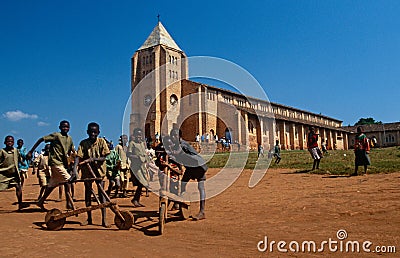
[
  {"left": 1, "top": 119, "right": 208, "bottom": 224},
  {"left": 0, "top": 121, "right": 115, "bottom": 227}
]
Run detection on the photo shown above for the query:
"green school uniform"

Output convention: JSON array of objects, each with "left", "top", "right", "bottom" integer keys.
[
  {"left": 0, "top": 148, "right": 21, "bottom": 190},
  {"left": 43, "top": 132, "right": 74, "bottom": 168},
  {"left": 77, "top": 138, "right": 110, "bottom": 178}
]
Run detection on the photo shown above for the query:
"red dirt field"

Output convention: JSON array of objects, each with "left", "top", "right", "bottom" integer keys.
[{"left": 1, "top": 168, "right": 399, "bottom": 257}]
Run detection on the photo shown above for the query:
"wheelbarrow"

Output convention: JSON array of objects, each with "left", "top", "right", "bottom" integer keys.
[
  {"left": 44, "top": 158, "right": 133, "bottom": 231},
  {"left": 157, "top": 162, "right": 190, "bottom": 235}
]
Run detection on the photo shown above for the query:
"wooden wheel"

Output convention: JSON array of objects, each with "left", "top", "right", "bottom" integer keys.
[
  {"left": 114, "top": 210, "right": 133, "bottom": 230},
  {"left": 45, "top": 208, "right": 66, "bottom": 231},
  {"left": 179, "top": 202, "right": 190, "bottom": 220},
  {"left": 159, "top": 202, "right": 166, "bottom": 235}
]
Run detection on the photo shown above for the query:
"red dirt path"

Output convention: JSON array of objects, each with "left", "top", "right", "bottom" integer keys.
[{"left": 1, "top": 168, "right": 399, "bottom": 257}]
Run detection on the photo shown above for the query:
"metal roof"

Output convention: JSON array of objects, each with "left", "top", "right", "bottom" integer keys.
[{"left": 138, "top": 22, "right": 181, "bottom": 51}]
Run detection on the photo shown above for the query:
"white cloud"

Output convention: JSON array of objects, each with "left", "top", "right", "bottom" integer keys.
[
  {"left": 37, "top": 121, "right": 50, "bottom": 127},
  {"left": 2, "top": 110, "right": 38, "bottom": 121}
]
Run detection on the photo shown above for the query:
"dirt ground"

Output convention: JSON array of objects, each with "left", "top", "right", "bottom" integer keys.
[{"left": 1, "top": 168, "right": 399, "bottom": 257}]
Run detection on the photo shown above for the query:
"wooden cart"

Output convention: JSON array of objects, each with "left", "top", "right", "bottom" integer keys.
[
  {"left": 158, "top": 163, "right": 190, "bottom": 235},
  {"left": 44, "top": 158, "right": 133, "bottom": 231}
]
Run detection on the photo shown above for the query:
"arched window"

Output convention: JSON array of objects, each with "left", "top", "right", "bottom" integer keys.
[
  {"left": 248, "top": 121, "right": 254, "bottom": 133},
  {"left": 386, "top": 134, "right": 395, "bottom": 143}
]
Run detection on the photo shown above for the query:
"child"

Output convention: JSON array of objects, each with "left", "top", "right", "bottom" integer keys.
[
  {"left": 160, "top": 136, "right": 183, "bottom": 210},
  {"left": 115, "top": 135, "right": 130, "bottom": 197},
  {"left": 352, "top": 126, "right": 371, "bottom": 176},
  {"left": 127, "top": 128, "right": 150, "bottom": 208},
  {"left": 169, "top": 128, "right": 207, "bottom": 220},
  {"left": 33, "top": 144, "right": 51, "bottom": 200},
  {"left": 76, "top": 122, "right": 110, "bottom": 227},
  {"left": 28, "top": 120, "right": 75, "bottom": 211},
  {"left": 0, "top": 136, "right": 29, "bottom": 210},
  {"left": 273, "top": 140, "right": 282, "bottom": 164},
  {"left": 258, "top": 144, "right": 264, "bottom": 158},
  {"left": 105, "top": 141, "right": 121, "bottom": 198},
  {"left": 17, "top": 139, "right": 29, "bottom": 187},
  {"left": 321, "top": 140, "right": 328, "bottom": 155},
  {"left": 307, "top": 127, "right": 322, "bottom": 170}
]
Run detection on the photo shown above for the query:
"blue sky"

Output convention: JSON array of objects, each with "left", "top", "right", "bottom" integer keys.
[{"left": 1, "top": 0, "right": 399, "bottom": 149}]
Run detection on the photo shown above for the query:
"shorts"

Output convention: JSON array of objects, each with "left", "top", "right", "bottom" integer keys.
[
  {"left": 20, "top": 169, "right": 28, "bottom": 179},
  {"left": 182, "top": 166, "right": 206, "bottom": 182},
  {"left": 0, "top": 172, "right": 20, "bottom": 191},
  {"left": 37, "top": 170, "right": 49, "bottom": 187},
  {"left": 308, "top": 147, "right": 322, "bottom": 160},
  {"left": 48, "top": 165, "right": 71, "bottom": 188}
]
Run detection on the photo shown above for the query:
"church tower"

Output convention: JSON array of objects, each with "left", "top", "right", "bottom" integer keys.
[{"left": 130, "top": 22, "right": 188, "bottom": 139}]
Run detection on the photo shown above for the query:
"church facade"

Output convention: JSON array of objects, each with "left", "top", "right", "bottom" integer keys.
[{"left": 130, "top": 22, "right": 349, "bottom": 151}]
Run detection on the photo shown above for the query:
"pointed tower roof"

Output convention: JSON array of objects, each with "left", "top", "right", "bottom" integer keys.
[{"left": 138, "top": 22, "right": 182, "bottom": 51}]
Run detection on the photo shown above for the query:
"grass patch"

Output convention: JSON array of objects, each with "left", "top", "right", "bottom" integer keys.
[{"left": 204, "top": 146, "right": 400, "bottom": 175}]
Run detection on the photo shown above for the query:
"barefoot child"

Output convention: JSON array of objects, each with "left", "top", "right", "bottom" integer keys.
[
  {"left": 76, "top": 122, "right": 110, "bottom": 227},
  {"left": 27, "top": 120, "right": 75, "bottom": 211},
  {"left": 33, "top": 144, "right": 51, "bottom": 200},
  {"left": 0, "top": 136, "right": 29, "bottom": 210},
  {"left": 16, "top": 139, "right": 29, "bottom": 187},
  {"left": 115, "top": 135, "right": 130, "bottom": 197}
]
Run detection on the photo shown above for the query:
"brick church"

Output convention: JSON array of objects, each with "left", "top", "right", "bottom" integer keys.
[{"left": 129, "top": 22, "right": 349, "bottom": 151}]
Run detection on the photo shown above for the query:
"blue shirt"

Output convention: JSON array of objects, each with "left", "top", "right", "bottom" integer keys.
[{"left": 18, "top": 146, "right": 29, "bottom": 170}]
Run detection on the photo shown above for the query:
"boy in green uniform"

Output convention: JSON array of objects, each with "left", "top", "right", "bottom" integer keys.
[
  {"left": 0, "top": 136, "right": 29, "bottom": 210},
  {"left": 28, "top": 120, "right": 75, "bottom": 211},
  {"left": 106, "top": 141, "right": 121, "bottom": 198},
  {"left": 76, "top": 122, "right": 110, "bottom": 227}
]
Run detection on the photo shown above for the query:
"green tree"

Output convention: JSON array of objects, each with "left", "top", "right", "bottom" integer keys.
[{"left": 354, "top": 117, "right": 382, "bottom": 126}]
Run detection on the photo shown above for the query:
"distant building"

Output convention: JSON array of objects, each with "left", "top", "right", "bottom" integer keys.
[
  {"left": 130, "top": 22, "right": 349, "bottom": 151},
  {"left": 344, "top": 122, "right": 400, "bottom": 148}
]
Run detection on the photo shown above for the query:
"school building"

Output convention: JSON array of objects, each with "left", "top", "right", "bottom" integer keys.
[{"left": 344, "top": 122, "right": 400, "bottom": 148}]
